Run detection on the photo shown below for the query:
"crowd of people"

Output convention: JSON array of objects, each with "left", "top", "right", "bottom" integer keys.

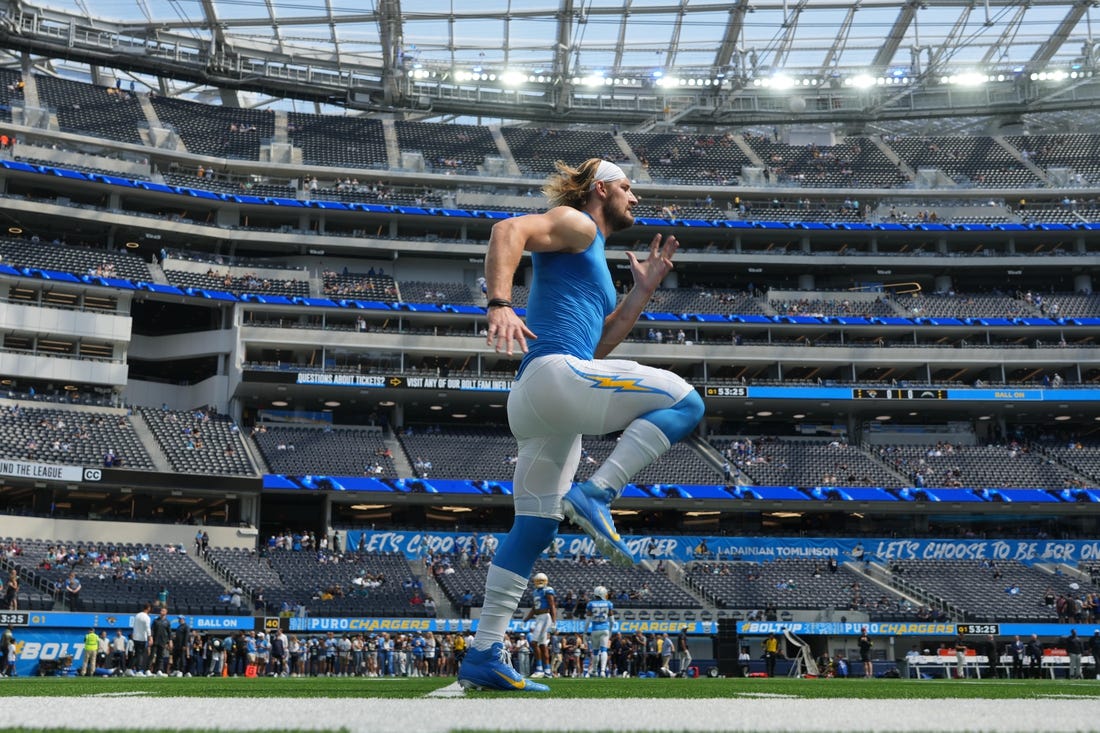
[
  {"left": 51, "top": 621, "right": 697, "bottom": 680},
  {"left": 194, "top": 267, "right": 304, "bottom": 294},
  {"left": 53, "top": 611, "right": 469, "bottom": 679}
]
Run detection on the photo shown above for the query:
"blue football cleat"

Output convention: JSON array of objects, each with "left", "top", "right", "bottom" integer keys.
[
  {"left": 458, "top": 642, "right": 550, "bottom": 692},
  {"left": 562, "top": 480, "right": 636, "bottom": 567}
]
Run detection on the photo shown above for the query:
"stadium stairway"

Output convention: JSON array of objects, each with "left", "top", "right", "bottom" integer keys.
[
  {"left": 487, "top": 124, "right": 522, "bottom": 177},
  {"left": 730, "top": 133, "right": 766, "bottom": 168},
  {"left": 19, "top": 68, "right": 40, "bottom": 109},
  {"left": 1036, "top": 562, "right": 1087, "bottom": 585},
  {"left": 381, "top": 119, "right": 401, "bottom": 169},
  {"left": 129, "top": 411, "right": 173, "bottom": 473},
  {"left": 146, "top": 261, "right": 170, "bottom": 285},
  {"left": 137, "top": 95, "right": 184, "bottom": 153},
  {"left": 849, "top": 560, "right": 952, "bottom": 618},
  {"left": 687, "top": 434, "right": 733, "bottom": 480},
  {"left": 408, "top": 556, "right": 459, "bottom": 618},
  {"left": 867, "top": 448, "right": 927, "bottom": 487},
  {"left": 614, "top": 134, "right": 652, "bottom": 183},
  {"left": 236, "top": 430, "right": 266, "bottom": 476},
  {"left": 272, "top": 110, "right": 288, "bottom": 144},
  {"left": 138, "top": 93, "right": 164, "bottom": 129},
  {"left": 868, "top": 135, "right": 916, "bottom": 180},
  {"left": 194, "top": 547, "right": 258, "bottom": 611},
  {"left": 994, "top": 135, "right": 1050, "bottom": 185},
  {"left": 384, "top": 433, "right": 414, "bottom": 477},
  {"left": 307, "top": 271, "right": 324, "bottom": 297},
  {"left": 655, "top": 559, "right": 717, "bottom": 614}
]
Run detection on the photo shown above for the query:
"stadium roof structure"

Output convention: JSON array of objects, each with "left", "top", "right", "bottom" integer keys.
[{"left": 4, "top": 0, "right": 1100, "bottom": 132}]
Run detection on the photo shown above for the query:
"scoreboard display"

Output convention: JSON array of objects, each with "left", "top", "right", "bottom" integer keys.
[
  {"left": 705, "top": 386, "right": 748, "bottom": 397},
  {"left": 852, "top": 388, "right": 947, "bottom": 400},
  {"left": 955, "top": 624, "right": 1000, "bottom": 635}
]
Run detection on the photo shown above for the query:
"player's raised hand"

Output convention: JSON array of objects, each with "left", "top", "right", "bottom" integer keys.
[{"left": 625, "top": 233, "right": 679, "bottom": 293}]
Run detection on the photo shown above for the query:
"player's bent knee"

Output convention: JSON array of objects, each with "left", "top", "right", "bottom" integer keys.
[{"left": 643, "top": 390, "right": 705, "bottom": 444}]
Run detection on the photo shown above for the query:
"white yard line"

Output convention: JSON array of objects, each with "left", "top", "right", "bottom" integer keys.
[{"left": 1, "top": 697, "right": 1098, "bottom": 732}]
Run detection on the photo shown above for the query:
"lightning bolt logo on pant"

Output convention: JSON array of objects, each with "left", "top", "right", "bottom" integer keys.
[{"left": 569, "top": 365, "right": 670, "bottom": 396}]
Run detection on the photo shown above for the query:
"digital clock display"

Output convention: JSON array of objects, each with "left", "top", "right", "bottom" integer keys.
[
  {"left": 0, "top": 611, "right": 29, "bottom": 626},
  {"left": 956, "top": 624, "right": 1000, "bottom": 635}
]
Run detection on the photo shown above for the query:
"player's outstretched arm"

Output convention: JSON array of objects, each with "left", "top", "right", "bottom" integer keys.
[{"left": 595, "top": 233, "right": 679, "bottom": 359}]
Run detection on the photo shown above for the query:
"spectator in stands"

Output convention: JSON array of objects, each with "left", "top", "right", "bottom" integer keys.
[
  {"left": 462, "top": 159, "right": 705, "bottom": 691},
  {"left": 3, "top": 569, "right": 17, "bottom": 610},
  {"left": 63, "top": 571, "right": 81, "bottom": 606}
]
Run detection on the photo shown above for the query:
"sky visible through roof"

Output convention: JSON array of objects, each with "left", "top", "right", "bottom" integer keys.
[
  {"left": 19, "top": 0, "right": 1100, "bottom": 131},
  {"left": 33, "top": 0, "right": 1100, "bottom": 78}
]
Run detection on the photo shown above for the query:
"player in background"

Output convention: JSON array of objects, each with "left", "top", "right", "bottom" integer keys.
[
  {"left": 457, "top": 158, "right": 704, "bottom": 693},
  {"left": 523, "top": 572, "right": 557, "bottom": 678},
  {"left": 586, "top": 585, "right": 614, "bottom": 678}
]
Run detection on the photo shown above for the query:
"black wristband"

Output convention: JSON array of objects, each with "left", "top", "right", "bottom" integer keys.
[{"left": 486, "top": 298, "right": 513, "bottom": 309}]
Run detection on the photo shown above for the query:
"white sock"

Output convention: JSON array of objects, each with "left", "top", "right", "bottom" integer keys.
[
  {"left": 599, "top": 649, "right": 608, "bottom": 675},
  {"left": 472, "top": 564, "right": 527, "bottom": 651},
  {"left": 591, "top": 419, "right": 671, "bottom": 496}
]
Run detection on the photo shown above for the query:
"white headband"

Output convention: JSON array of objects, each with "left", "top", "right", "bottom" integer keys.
[{"left": 588, "top": 160, "right": 627, "bottom": 190}]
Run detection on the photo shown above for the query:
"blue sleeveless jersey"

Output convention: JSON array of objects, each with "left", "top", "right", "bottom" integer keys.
[
  {"left": 519, "top": 224, "right": 616, "bottom": 376},
  {"left": 533, "top": 586, "right": 556, "bottom": 611},
  {"left": 586, "top": 599, "right": 614, "bottom": 630}
]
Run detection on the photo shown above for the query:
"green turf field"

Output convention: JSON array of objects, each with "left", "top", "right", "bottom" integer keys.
[{"left": 0, "top": 676, "right": 1096, "bottom": 699}]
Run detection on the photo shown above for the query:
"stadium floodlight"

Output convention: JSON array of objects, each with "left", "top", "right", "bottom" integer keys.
[
  {"left": 954, "top": 72, "right": 985, "bottom": 86},
  {"left": 850, "top": 74, "right": 875, "bottom": 89},
  {"left": 770, "top": 74, "right": 794, "bottom": 89},
  {"left": 500, "top": 70, "right": 525, "bottom": 87}
]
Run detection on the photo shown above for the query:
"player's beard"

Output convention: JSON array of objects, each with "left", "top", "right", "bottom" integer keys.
[{"left": 603, "top": 197, "right": 634, "bottom": 232}]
